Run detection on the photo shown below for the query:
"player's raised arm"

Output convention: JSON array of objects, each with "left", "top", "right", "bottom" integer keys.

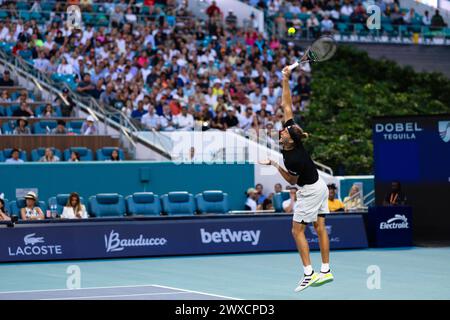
[{"left": 281, "top": 66, "right": 294, "bottom": 123}]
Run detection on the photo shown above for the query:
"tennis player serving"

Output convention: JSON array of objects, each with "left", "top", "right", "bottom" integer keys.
[{"left": 260, "top": 66, "right": 333, "bottom": 292}]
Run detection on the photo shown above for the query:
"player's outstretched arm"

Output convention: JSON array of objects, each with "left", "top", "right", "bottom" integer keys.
[
  {"left": 281, "top": 66, "right": 294, "bottom": 123},
  {"left": 259, "top": 159, "right": 298, "bottom": 185}
]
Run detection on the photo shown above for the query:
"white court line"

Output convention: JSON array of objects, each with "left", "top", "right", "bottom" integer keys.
[
  {"left": 40, "top": 291, "right": 192, "bottom": 300},
  {"left": 152, "top": 284, "right": 241, "bottom": 300}
]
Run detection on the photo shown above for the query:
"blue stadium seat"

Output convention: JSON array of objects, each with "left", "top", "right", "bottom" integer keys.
[
  {"left": 33, "top": 120, "right": 58, "bottom": 134},
  {"left": 88, "top": 193, "right": 126, "bottom": 217},
  {"left": 1, "top": 120, "right": 15, "bottom": 134},
  {"left": 96, "top": 147, "right": 125, "bottom": 161},
  {"left": 31, "top": 147, "right": 62, "bottom": 162},
  {"left": 195, "top": 190, "right": 229, "bottom": 214},
  {"left": 161, "top": 192, "right": 196, "bottom": 215},
  {"left": 8, "top": 198, "right": 47, "bottom": 218},
  {"left": 0, "top": 153, "right": 4, "bottom": 162},
  {"left": 63, "top": 147, "right": 94, "bottom": 161},
  {"left": 67, "top": 120, "right": 84, "bottom": 134},
  {"left": 272, "top": 191, "right": 290, "bottom": 212},
  {"left": 126, "top": 192, "right": 161, "bottom": 216},
  {"left": 3, "top": 149, "right": 27, "bottom": 162},
  {"left": 48, "top": 194, "right": 85, "bottom": 215},
  {"left": 6, "top": 105, "right": 20, "bottom": 117}
]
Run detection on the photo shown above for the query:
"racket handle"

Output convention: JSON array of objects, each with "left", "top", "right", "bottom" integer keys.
[{"left": 287, "top": 61, "right": 299, "bottom": 71}]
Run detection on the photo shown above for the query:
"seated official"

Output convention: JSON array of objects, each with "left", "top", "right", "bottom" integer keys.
[
  {"left": 343, "top": 184, "right": 363, "bottom": 211},
  {"left": 282, "top": 186, "right": 298, "bottom": 214},
  {"left": 0, "top": 198, "right": 11, "bottom": 221},
  {"left": 61, "top": 192, "right": 88, "bottom": 219},
  {"left": 383, "top": 181, "right": 407, "bottom": 206},
  {"left": 327, "top": 184, "right": 345, "bottom": 212},
  {"left": 21, "top": 192, "right": 45, "bottom": 221}
]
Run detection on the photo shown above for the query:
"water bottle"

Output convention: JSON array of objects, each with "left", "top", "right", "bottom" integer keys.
[{"left": 51, "top": 204, "right": 57, "bottom": 218}]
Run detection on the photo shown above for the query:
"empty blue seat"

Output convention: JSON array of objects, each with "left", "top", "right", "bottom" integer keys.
[
  {"left": 63, "top": 147, "right": 94, "bottom": 161},
  {"left": 8, "top": 198, "right": 47, "bottom": 218},
  {"left": 67, "top": 120, "right": 84, "bottom": 134},
  {"left": 161, "top": 192, "right": 196, "bottom": 215},
  {"left": 272, "top": 191, "right": 290, "bottom": 212},
  {"left": 96, "top": 147, "right": 125, "bottom": 161},
  {"left": 33, "top": 120, "right": 58, "bottom": 134},
  {"left": 48, "top": 194, "right": 85, "bottom": 215},
  {"left": 126, "top": 192, "right": 161, "bottom": 216},
  {"left": 1, "top": 120, "right": 15, "bottom": 134},
  {"left": 6, "top": 105, "right": 20, "bottom": 117},
  {"left": 89, "top": 193, "right": 126, "bottom": 217},
  {"left": 3, "top": 149, "right": 27, "bottom": 162},
  {"left": 31, "top": 147, "right": 62, "bottom": 162},
  {"left": 195, "top": 190, "right": 229, "bottom": 214}
]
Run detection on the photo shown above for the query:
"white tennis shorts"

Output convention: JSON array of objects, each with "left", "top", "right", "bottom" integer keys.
[{"left": 293, "top": 177, "right": 329, "bottom": 224}]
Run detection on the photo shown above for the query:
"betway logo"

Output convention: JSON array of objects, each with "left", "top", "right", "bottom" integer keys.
[
  {"left": 200, "top": 228, "right": 261, "bottom": 246},
  {"left": 380, "top": 214, "right": 409, "bottom": 230},
  {"left": 8, "top": 233, "right": 63, "bottom": 257},
  {"left": 104, "top": 230, "right": 168, "bottom": 253}
]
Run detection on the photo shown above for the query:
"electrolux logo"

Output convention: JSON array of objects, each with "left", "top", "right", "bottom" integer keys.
[
  {"left": 375, "top": 122, "right": 423, "bottom": 140},
  {"left": 380, "top": 214, "right": 409, "bottom": 230},
  {"left": 200, "top": 228, "right": 261, "bottom": 246},
  {"left": 8, "top": 233, "right": 63, "bottom": 257},
  {"left": 104, "top": 230, "right": 168, "bottom": 253}
]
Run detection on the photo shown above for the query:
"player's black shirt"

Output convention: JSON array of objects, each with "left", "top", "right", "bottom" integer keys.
[{"left": 281, "top": 119, "right": 319, "bottom": 186}]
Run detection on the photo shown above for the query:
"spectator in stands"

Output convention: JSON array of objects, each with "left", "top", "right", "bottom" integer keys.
[
  {"left": 77, "top": 73, "right": 97, "bottom": 97},
  {"left": 431, "top": 9, "right": 447, "bottom": 30},
  {"left": 109, "top": 149, "right": 121, "bottom": 161},
  {"left": 39, "top": 104, "right": 58, "bottom": 118},
  {"left": 224, "top": 106, "right": 239, "bottom": 129},
  {"left": 340, "top": 0, "right": 354, "bottom": 18},
  {"left": 16, "top": 90, "right": 33, "bottom": 104},
  {"left": 351, "top": 3, "right": 368, "bottom": 24},
  {"left": 61, "top": 192, "right": 88, "bottom": 219},
  {"left": 306, "top": 13, "right": 320, "bottom": 38},
  {"left": 57, "top": 57, "right": 74, "bottom": 75},
  {"left": 51, "top": 120, "right": 67, "bottom": 135},
  {"left": 383, "top": 181, "right": 407, "bottom": 206},
  {"left": 21, "top": 191, "right": 44, "bottom": 221},
  {"left": 206, "top": 1, "right": 222, "bottom": 21},
  {"left": 13, "top": 118, "right": 31, "bottom": 135},
  {"left": 0, "top": 198, "right": 11, "bottom": 221},
  {"left": 225, "top": 10, "right": 238, "bottom": 32},
  {"left": 283, "top": 186, "right": 298, "bottom": 214},
  {"left": 99, "top": 83, "right": 116, "bottom": 108},
  {"left": 0, "top": 90, "right": 11, "bottom": 103},
  {"left": 390, "top": 5, "right": 404, "bottom": 25},
  {"left": 343, "top": 184, "right": 363, "bottom": 212},
  {"left": 261, "top": 198, "right": 274, "bottom": 210},
  {"left": 403, "top": 8, "right": 416, "bottom": 25},
  {"left": 175, "top": 106, "right": 194, "bottom": 130},
  {"left": 255, "top": 183, "right": 267, "bottom": 205},
  {"left": 5, "top": 148, "right": 24, "bottom": 163},
  {"left": 39, "top": 148, "right": 60, "bottom": 162},
  {"left": 68, "top": 151, "right": 81, "bottom": 162},
  {"left": 422, "top": 10, "right": 431, "bottom": 26},
  {"left": 131, "top": 101, "right": 147, "bottom": 120},
  {"left": 274, "top": 183, "right": 283, "bottom": 194},
  {"left": 239, "top": 107, "right": 257, "bottom": 131},
  {"left": 12, "top": 102, "right": 34, "bottom": 117},
  {"left": 328, "top": 183, "right": 345, "bottom": 212},
  {"left": 141, "top": 106, "right": 161, "bottom": 130},
  {"left": 320, "top": 14, "right": 334, "bottom": 34},
  {"left": 0, "top": 70, "right": 14, "bottom": 87},
  {"left": 81, "top": 116, "right": 98, "bottom": 135},
  {"left": 245, "top": 187, "right": 259, "bottom": 211},
  {"left": 58, "top": 88, "right": 76, "bottom": 117}
]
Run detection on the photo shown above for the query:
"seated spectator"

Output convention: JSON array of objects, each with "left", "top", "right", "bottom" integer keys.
[
  {"left": 21, "top": 191, "right": 44, "bottom": 221},
  {"left": 57, "top": 57, "right": 74, "bottom": 75},
  {"left": 109, "top": 149, "right": 121, "bottom": 161},
  {"left": 13, "top": 118, "right": 31, "bottom": 135},
  {"left": 431, "top": 9, "right": 447, "bottom": 30},
  {"left": 81, "top": 116, "right": 98, "bottom": 135},
  {"left": 76, "top": 73, "right": 97, "bottom": 97},
  {"left": 383, "top": 181, "right": 407, "bottom": 206},
  {"left": 328, "top": 184, "right": 345, "bottom": 212},
  {"left": 261, "top": 198, "right": 274, "bottom": 210},
  {"left": 0, "top": 70, "right": 14, "bottom": 87},
  {"left": 5, "top": 148, "right": 24, "bottom": 163},
  {"left": 0, "top": 90, "right": 11, "bottom": 103},
  {"left": 283, "top": 186, "right": 298, "bottom": 214},
  {"left": 321, "top": 15, "right": 334, "bottom": 34},
  {"left": 245, "top": 187, "right": 259, "bottom": 211},
  {"left": 52, "top": 120, "right": 68, "bottom": 135},
  {"left": 422, "top": 10, "right": 431, "bottom": 26},
  {"left": 343, "top": 184, "right": 363, "bottom": 211},
  {"left": 274, "top": 183, "right": 283, "bottom": 194},
  {"left": 255, "top": 183, "right": 267, "bottom": 205},
  {"left": 39, "top": 104, "right": 58, "bottom": 118},
  {"left": 68, "top": 151, "right": 81, "bottom": 162},
  {"left": 12, "top": 102, "right": 34, "bottom": 117},
  {"left": 403, "top": 8, "right": 416, "bottom": 25},
  {"left": 211, "top": 109, "right": 226, "bottom": 130},
  {"left": 16, "top": 90, "right": 33, "bottom": 104},
  {"left": 224, "top": 106, "right": 239, "bottom": 129},
  {"left": 131, "top": 101, "right": 147, "bottom": 120},
  {"left": 307, "top": 14, "right": 320, "bottom": 38},
  {"left": 141, "top": 106, "right": 161, "bottom": 130},
  {"left": 225, "top": 10, "right": 238, "bottom": 31},
  {"left": 61, "top": 192, "right": 88, "bottom": 219},
  {"left": 351, "top": 3, "right": 368, "bottom": 23},
  {"left": 0, "top": 198, "right": 11, "bottom": 221},
  {"left": 59, "top": 88, "right": 76, "bottom": 117},
  {"left": 39, "top": 148, "right": 60, "bottom": 162},
  {"left": 175, "top": 106, "right": 194, "bottom": 130},
  {"left": 239, "top": 107, "right": 257, "bottom": 131},
  {"left": 340, "top": 0, "right": 354, "bottom": 18}
]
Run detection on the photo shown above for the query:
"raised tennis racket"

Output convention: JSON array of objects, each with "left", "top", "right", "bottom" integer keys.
[{"left": 285, "top": 35, "right": 337, "bottom": 72}]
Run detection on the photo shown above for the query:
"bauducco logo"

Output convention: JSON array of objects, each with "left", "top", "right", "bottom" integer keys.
[
  {"left": 380, "top": 214, "right": 409, "bottom": 230},
  {"left": 375, "top": 122, "right": 423, "bottom": 140},
  {"left": 8, "top": 233, "right": 63, "bottom": 256},
  {"left": 104, "top": 230, "right": 168, "bottom": 253}
]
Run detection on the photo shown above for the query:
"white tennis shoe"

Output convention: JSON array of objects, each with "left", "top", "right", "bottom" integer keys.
[{"left": 294, "top": 272, "right": 320, "bottom": 292}]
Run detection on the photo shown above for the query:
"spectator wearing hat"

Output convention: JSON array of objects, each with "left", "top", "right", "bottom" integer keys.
[
  {"left": 224, "top": 106, "right": 239, "bottom": 129},
  {"left": 39, "top": 148, "right": 60, "bottom": 162},
  {"left": 0, "top": 198, "right": 11, "bottom": 221},
  {"left": 13, "top": 118, "right": 31, "bottom": 135},
  {"left": 21, "top": 191, "right": 44, "bottom": 221},
  {"left": 52, "top": 120, "right": 68, "bottom": 135},
  {"left": 61, "top": 192, "right": 88, "bottom": 219},
  {"left": 0, "top": 70, "right": 14, "bottom": 87},
  {"left": 245, "top": 187, "right": 259, "bottom": 211},
  {"left": 283, "top": 186, "right": 298, "bottom": 213},
  {"left": 12, "top": 102, "right": 34, "bottom": 117},
  {"left": 81, "top": 116, "right": 98, "bottom": 135},
  {"left": 5, "top": 148, "right": 24, "bottom": 163},
  {"left": 174, "top": 106, "right": 194, "bottom": 130},
  {"left": 328, "top": 184, "right": 345, "bottom": 212}
]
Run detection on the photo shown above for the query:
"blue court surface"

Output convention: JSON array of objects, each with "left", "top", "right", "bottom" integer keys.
[{"left": 0, "top": 247, "right": 449, "bottom": 300}]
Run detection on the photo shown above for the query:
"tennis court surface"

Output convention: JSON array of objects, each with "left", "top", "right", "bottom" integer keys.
[{"left": 0, "top": 247, "right": 449, "bottom": 300}]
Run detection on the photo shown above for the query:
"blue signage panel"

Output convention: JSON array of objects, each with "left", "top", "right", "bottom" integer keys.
[{"left": 0, "top": 215, "right": 368, "bottom": 263}]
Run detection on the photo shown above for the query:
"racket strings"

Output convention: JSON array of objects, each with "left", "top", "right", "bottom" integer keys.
[{"left": 308, "top": 36, "right": 337, "bottom": 62}]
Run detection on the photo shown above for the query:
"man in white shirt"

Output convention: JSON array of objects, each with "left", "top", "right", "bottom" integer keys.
[
  {"left": 283, "top": 186, "right": 298, "bottom": 213},
  {"left": 174, "top": 106, "right": 194, "bottom": 130},
  {"left": 141, "top": 106, "right": 161, "bottom": 131},
  {"left": 321, "top": 15, "right": 334, "bottom": 33},
  {"left": 245, "top": 188, "right": 258, "bottom": 211},
  {"left": 238, "top": 107, "right": 256, "bottom": 131},
  {"left": 5, "top": 149, "right": 24, "bottom": 164},
  {"left": 340, "top": 1, "right": 354, "bottom": 17}
]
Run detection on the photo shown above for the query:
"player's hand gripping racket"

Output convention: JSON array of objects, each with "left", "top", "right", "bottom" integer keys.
[{"left": 284, "top": 35, "right": 337, "bottom": 73}]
